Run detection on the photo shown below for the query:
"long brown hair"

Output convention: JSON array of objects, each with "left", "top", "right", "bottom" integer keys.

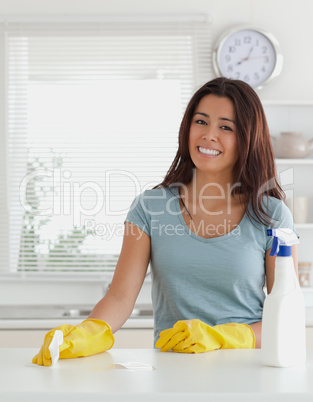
[{"left": 155, "top": 77, "right": 285, "bottom": 226}]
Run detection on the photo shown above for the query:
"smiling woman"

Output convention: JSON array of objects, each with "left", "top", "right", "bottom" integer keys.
[
  {"left": 30, "top": 77, "right": 300, "bottom": 366},
  {"left": 145, "top": 77, "right": 298, "bottom": 349}
]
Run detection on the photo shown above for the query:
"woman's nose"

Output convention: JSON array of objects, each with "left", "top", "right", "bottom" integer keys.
[{"left": 202, "top": 126, "right": 218, "bottom": 141}]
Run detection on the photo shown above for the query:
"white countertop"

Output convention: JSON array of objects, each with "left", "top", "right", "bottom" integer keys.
[{"left": 1, "top": 348, "right": 313, "bottom": 402}]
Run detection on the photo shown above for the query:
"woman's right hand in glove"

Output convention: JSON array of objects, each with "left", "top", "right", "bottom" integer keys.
[{"left": 32, "top": 318, "right": 114, "bottom": 366}]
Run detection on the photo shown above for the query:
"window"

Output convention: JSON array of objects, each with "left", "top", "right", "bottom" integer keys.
[{"left": 0, "top": 16, "right": 212, "bottom": 274}]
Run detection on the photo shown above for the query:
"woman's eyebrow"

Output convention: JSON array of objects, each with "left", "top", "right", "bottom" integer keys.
[
  {"left": 194, "top": 112, "right": 209, "bottom": 118},
  {"left": 194, "top": 112, "right": 235, "bottom": 124},
  {"left": 220, "top": 117, "right": 235, "bottom": 124}
]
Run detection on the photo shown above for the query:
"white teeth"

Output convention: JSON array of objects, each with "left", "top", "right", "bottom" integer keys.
[{"left": 198, "top": 147, "right": 221, "bottom": 156}]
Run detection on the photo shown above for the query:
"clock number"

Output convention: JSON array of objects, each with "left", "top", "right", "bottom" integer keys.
[
  {"left": 262, "top": 46, "right": 267, "bottom": 54},
  {"left": 244, "top": 74, "right": 250, "bottom": 82},
  {"left": 235, "top": 72, "right": 240, "bottom": 79},
  {"left": 235, "top": 38, "right": 241, "bottom": 46},
  {"left": 227, "top": 65, "right": 233, "bottom": 73},
  {"left": 244, "top": 36, "right": 252, "bottom": 44},
  {"left": 261, "top": 66, "right": 266, "bottom": 73},
  {"left": 225, "top": 55, "right": 231, "bottom": 62},
  {"left": 229, "top": 46, "right": 236, "bottom": 53},
  {"left": 264, "top": 56, "right": 269, "bottom": 63}
]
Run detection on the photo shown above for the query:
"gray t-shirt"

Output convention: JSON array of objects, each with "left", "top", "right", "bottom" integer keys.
[{"left": 124, "top": 186, "right": 297, "bottom": 345}]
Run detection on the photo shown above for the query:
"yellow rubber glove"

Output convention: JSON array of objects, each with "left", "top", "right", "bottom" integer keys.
[
  {"left": 155, "top": 319, "right": 255, "bottom": 353},
  {"left": 32, "top": 319, "right": 114, "bottom": 366}
]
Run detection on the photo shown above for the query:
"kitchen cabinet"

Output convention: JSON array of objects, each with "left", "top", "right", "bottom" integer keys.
[
  {"left": 0, "top": 328, "right": 154, "bottom": 349},
  {"left": 114, "top": 329, "right": 154, "bottom": 348},
  {"left": 0, "top": 327, "right": 311, "bottom": 348},
  {"left": 307, "top": 328, "right": 313, "bottom": 348}
]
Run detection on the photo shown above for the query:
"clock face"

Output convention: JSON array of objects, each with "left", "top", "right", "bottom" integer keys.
[{"left": 215, "top": 28, "right": 279, "bottom": 88}]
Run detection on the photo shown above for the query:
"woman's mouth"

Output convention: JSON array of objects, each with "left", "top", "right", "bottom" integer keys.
[{"left": 198, "top": 146, "right": 221, "bottom": 157}]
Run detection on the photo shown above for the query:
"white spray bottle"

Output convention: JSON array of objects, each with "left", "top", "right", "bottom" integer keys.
[{"left": 261, "top": 228, "right": 306, "bottom": 368}]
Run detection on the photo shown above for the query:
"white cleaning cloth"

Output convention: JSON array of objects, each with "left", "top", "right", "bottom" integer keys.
[
  {"left": 114, "top": 362, "right": 154, "bottom": 371},
  {"left": 48, "top": 330, "right": 64, "bottom": 367}
]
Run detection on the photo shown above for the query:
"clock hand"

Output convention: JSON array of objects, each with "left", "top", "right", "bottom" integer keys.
[
  {"left": 235, "top": 46, "right": 254, "bottom": 65},
  {"left": 241, "top": 55, "right": 269, "bottom": 61},
  {"left": 246, "top": 46, "right": 254, "bottom": 58},
  {"left": 236, "top": 54, "right": 267, "bottom": 65},
  {"left": 245, "top": 55, "right": 268, "bottom": 60}
]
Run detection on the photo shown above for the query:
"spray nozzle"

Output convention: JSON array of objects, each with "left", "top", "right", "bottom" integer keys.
[{"left": 267, "top": 228, "right": 299, "bottom": 257}]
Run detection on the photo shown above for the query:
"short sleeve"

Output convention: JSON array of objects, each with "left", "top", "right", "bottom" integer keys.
[
  {"left": 124, "top": 193, "right": 151, "bottom": 237},
  {"left": 266, "top": 200, "right": 299, "bottom": 251}
]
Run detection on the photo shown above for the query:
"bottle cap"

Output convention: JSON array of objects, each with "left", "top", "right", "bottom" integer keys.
[{"left": 277, "top": 245, "right": 292, "bottom": 257}]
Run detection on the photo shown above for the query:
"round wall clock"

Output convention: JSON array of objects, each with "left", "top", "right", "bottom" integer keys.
[{"left": 212, "top": 26, "right": 283, "bottom": 89}]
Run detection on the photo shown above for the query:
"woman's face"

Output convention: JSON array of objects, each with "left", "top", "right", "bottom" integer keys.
[{"left": 188, "top": 94, "right": 238, "bottom": 180}]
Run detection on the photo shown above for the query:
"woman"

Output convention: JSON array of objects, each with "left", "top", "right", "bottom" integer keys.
[{"left": 33, "top": 77, "right": 298, "bottom": 365}]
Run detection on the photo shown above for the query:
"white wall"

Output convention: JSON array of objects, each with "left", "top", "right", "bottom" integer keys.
[{"left": 0, "top": 0, "right": 312, "bottom": 101}]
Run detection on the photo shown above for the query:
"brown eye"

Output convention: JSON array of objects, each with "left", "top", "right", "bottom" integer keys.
[
  {"left": 221, "top": 125, "right": 232, "bottom": 131},
  {"left": 195, "top": 119, "right": 207, "bottom": 125}
]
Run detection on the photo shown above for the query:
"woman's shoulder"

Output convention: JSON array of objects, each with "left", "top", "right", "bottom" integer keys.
[
  {"left": 246, "top": 195, "right": 290, "bottom": 225},
  {"left": 130, "top": 186, "right": 178, "bottom": 212},
  {"left": 259, "top": 194, "right": 283, "bottom": 209},
  {"left": 260, "top": 195, "right": 293, "bottom": 222},
  {"left": 140, "top": 186, "right": 179, "bottom": 199}
]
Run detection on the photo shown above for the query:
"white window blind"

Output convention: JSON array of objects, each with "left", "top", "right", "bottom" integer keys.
[{"left": 0, "top": 16, "right": 212, "bottom": 274}]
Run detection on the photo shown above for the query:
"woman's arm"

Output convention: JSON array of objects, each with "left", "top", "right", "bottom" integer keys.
[
  {"left": 88, "top": 222, "right": 151, "bottom": 333},
  {"left": 249, "top": 321, "right": 262, "bottom": 349},
  {"left": 249, "top": 244, "right": 300, "bottom": 349}
]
